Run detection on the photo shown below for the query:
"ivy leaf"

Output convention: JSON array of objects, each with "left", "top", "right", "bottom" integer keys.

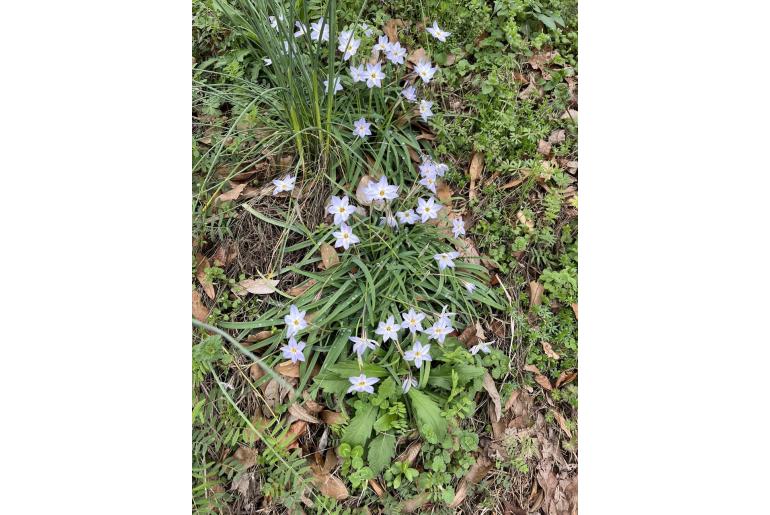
[
  {"left": 407, "top": 389, "right": 447, "bottom": 441},
  {"left": 342, "top": 404, "right": 378, "bottom": 448},
  {"left": 368, "top": 433, "right": 396, "bottom": 475}
]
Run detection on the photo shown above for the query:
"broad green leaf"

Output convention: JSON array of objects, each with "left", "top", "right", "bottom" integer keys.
[
  {"left": 407, "top": 389, "right": 447, "bottom": 441},
  {"left": 342, "top": 403, "right": 378, "bottom": 448},
  {"left": 368, "top": 433, "right": 396, "bottom": 475}
]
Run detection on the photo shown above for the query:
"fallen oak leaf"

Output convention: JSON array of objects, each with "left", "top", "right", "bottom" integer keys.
[
  {"left": 195, "top": 254, "right": 216, "bottom": 299},
  {"left": 320, "top": 410, "right": 345, "bottom": 425},
  {"left": 237, "top": 277, "right": 279, "bottom": 295},
  {"left": 482, "top": 372, "right": 502, "bottom": 423},
  {"left": 289, "top": 403, "right": 321, "bottom": 424},
  {"left": 249, "top": 363, "right": 265, "bottom": 382},
  {"left": 311, "top": 469, "right": 349, "bottom": 500},
  {"left": 407, "top": 47, "right": 427, "bottom": 66},
  {"left": 233, "top": 447, "right": 257, "bottom": 469},
  {"left": 548, "top": 129, "right": 566, "bottom": 145},
  {"left": 396, "top": 441, "right": 422, "bottom": 466},
  {"left": 524, "top": 364, "right": 553, "bottom": 391},
  {"left": 541, "top": 341, "right": 560, "bottom": 360},
  {"left": 449, "top": 455, "right": 493, "bottom": 508},
  {"left": 246, "top": 330, "right": 272, "bottom": 343},
  {"left": 554, "top": 369, "right": 577, "bottom": 389},
  {"left": 468, "top": 152, "right": 484, "bottom": 200},
  {"left": 192, "top": 290, "right": 210, "bottom": 322},
  {"left": 383, "top": 18, "right": 404, "bottom": 42},
  {"left": 537, "top": 139, "right": 552, "bottom": 157},
  {"left": 287, "top": 279, "right": 317, "bottom": 297},
  {"left": 529, "top": 281, "right": 544, "bottom": 309},
  {"left": 275, "top": 360, "right": 301, "bottom": 378},
  {"left": 319, "top": 243, "right": 340, "bottom": 270},
  {"left": 216, "top": 182, "right": 247, "bottom": 203},
  {"left": 551, "top": 409, "right": 573, "bottom": 439},
  {"left": 436, "top": 180, "right": 453, "bottom": 203}
]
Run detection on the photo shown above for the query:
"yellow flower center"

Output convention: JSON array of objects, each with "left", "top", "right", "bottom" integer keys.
[
  {"left": 293, "top": 319, "right": 299, "bottom": 326},
  {"left": 357, "top": 381, "right": 366, "bottom": 387},
  {"left": 414, "top": 351, "right": 422, "bottom": 358},
  {"left": 290, "top": 347, "right": 297, "bottom": 353},
  {"left": 379, "top": 189, "right": 385, "bottom": 196},
  {"left": 338, "top": 207, "right": 345, "bottom": 213}
]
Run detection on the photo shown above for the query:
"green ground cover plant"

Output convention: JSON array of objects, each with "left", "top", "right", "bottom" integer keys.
[{"left": 192, "top": 0, "right": 577, "bottom": 512}]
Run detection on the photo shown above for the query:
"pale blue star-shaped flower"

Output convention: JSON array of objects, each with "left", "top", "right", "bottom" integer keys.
[
  {"left": 452, "top": 218, "right": 466, "bottom": 238},
  {"left": 470, "top": 340, "right": 492, "bottom": 355},
  {"left": 404, "top": 341, "right": 432, "bottom": 368},
  {"left": 332, "top": 223, "right": 360, "bottom": 250},
  {"left": 416, "top": 196, "right": 442, "bottom": 222},
  {"left": 365, "top": 61, "right": 385, "bottom": 88},
  {"left": 386, "top": 41, "right": 407, "bottom": 64},
  {"left": 426, "top": 21, "right": 451, "bottom": 42},
  {"left": 396, "top": 209, "right": 419, "bottom": 225},
  {"left": 373, "top": 35, "right": 391, "bottom": 53},
  {"left": 375, "top": 315, "right": 400, "bottom": 342},
  {"left": 434, "top": 251, "right": 460, "bottom": 270},
  {"left": 424, "top": 319, "right": 451, "bottom": 344},
  {"left": 353, "top": 117, "right": 372, "bottom": 138},
  {"left": 402, "top": 85, "right": 417, "bottom": 102},
  {"left": 284, "top": 304, "right": 307, "bottom": 338},
  {"left": 272, "top": 174, "right": 296, "bottom": 195},
  {"left": 349, "top": 63, "right": 366, "bottom": 82},
  {"left": 349, "top": 336, "right": 377, "bottom": 358},
  {"left": 400, "top": 308, "right": 426, "bottom": 334},
  {"left": 414, "top": 59, "right": 438, "bottom": 83},
  {"left": 418, "top": 99, "right": 433, "bottom": 122},
  {"left": 310, "top": 18, "right": 330, "bottom": 42},
  {"left": 327, "top": 195, "right": 356, "bottom": 225},
  {"left": 293, "top": 21, "right": 308, "bottom": 38},
  {"left": 347, "top": 374, "right": 379, "bottom": 394},
  {"left": 280, "top": 337, "right": 306, "bottom": 363},
  {"left": 364, "top": 176, "right": 399, "bottom": 203},
  {"left": 324, "top": 76, "right": 343, "bottom": 94},
  {"left": 402, "top": 376, "right": 418, "bottom": 393}
]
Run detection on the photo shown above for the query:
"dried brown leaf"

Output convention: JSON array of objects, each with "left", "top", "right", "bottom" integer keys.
[
  {"left": 192, "top": 290, "right": 210, "bottom": 322},
  {"left": 238, "top": 277, "right": 279, "bottom": 295},
  {"left": 502, "top": 177, "right": 525, "bottom": 190},
  {"left": 524, "top": 364, "right": 553, "bottom": 391},
  {"left": 449, "top": 455, "right": 492, "bottom": 508},
  {"left": 217, "top": 182, "right": 247, "bottom": 203},
  {"left": 436, "top": 180, "right": 452, "bottom": 203},
  {"left": 482, "top": 372, "right": 502, "bottom": 422},
  {"left": 355, "top": 175, "right": 374, "bottom": 206},
  {"left": 263, "top": 379, "right": 280, "bottom": 409},
  {"left": 407, "top": 47, "right": 427, "bottom": 66},
  {"left": 560, "top": 109, "right": 578, "bottom": 122},
  {"left": 529, "top": 281, "right": 544, "bottom": 309},
  {"left": 537, "top": 139, "right": 552, "bottom": 157},
  {"left": 233, "top": 447, "right": 257, "bottom": 469},
  {"left": 551, "top": 410, "right": 572, "bottom": 439},
  {"left": 289, "top": 403, "right": 321, "bottom": 424},
  {"left": 570, "top": 303, "right": 578, "bottom": 320},
  {"left": 287, "top": 279, "right": 317, "bottom": 297},
  {"left": 369, "top": 479, "right": 385, "bottom": 497},
  {"left": 195, "top": 254, "right": 216, "bottom": 299},
  {"left": 554, "top": 369, "right": 577, "bottom": 389},
  {"left": 468, "top": 152, "right": 484, "bottom": 200},
  {"left": 319, "top": 244, "right": 340, "bottom": 270},
  {"left": 548, "top": 129, "right": 566, "bottom": 145},
  {"left": 541, "top": 341, "right": 560, "bottom": 360},
  {"left": 249, "top": 363, "right": 266, "bottom": 382},
  {"left": 246, "top": 330, "right": 272, "bottom": 343},
  {"left": 416, "top": 131, "right": 436, "bottom": 141},
  {"left": 396, "top": 441, "right": 422, "bottom": 466},
  {"left": 320, "top": 410, "right": 345, "bottom": 425},
  {"left": 275, "top": 360, "right": 301, "bottom": 378},
  {"left": 400, "top": 492, "right": 430, "bottom": 513},
  {"left": 383, "top": 18, "right": 404, "bottom": 42},
  {"left": 311, "top": 471, "right": 349, "bottom": 500}
]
